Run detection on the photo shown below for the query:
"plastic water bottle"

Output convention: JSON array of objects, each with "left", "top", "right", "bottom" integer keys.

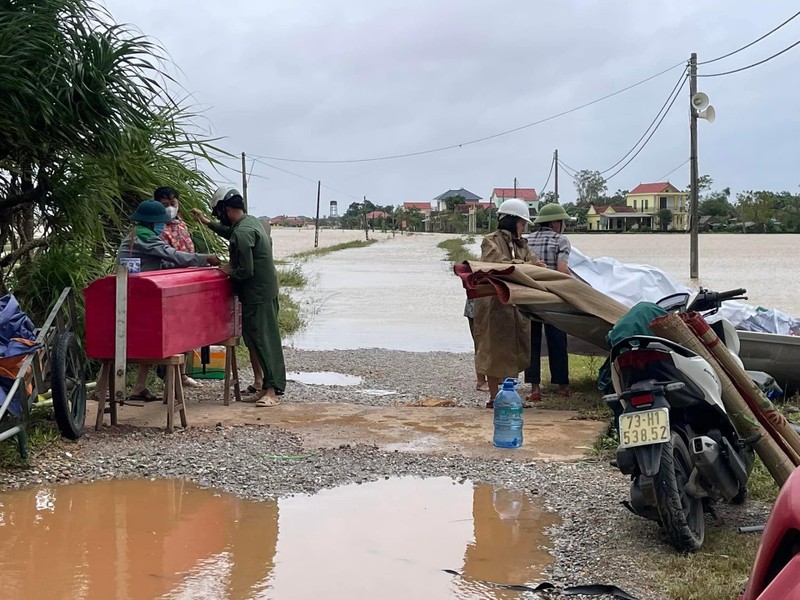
[{"left": 493, "top": 378, "right": 523, "bottom": 448}]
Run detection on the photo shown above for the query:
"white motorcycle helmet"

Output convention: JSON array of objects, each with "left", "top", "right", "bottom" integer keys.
[{"left": 497, "top": 198, "right": 533, "bottom": 224}]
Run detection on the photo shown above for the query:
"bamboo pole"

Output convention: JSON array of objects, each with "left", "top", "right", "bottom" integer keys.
[
  {"left": 650, "top": 313, "right": 795, "bottom": 486},
  {"left": 681, "top": 312, "right": 800, "bottom": 463}
]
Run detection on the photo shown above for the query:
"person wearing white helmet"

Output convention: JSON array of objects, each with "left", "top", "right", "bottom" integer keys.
[
  {"left": 524, "top": 202, "right": 573, "bottom": 402},
  {"left": 193, "top": 187, "right": 286, "bottom": 406},
  {"left": 473, "top": 198, "right": 546, "bottom": 407}
]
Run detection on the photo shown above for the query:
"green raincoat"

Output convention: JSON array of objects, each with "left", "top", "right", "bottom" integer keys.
[{"left": 211, "top": 215, "right": 286, "bottom": 392}]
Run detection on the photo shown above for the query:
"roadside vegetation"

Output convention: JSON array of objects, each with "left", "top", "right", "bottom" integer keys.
[
  {"left": 437, "top": 236, "right": 477, "bottom": 264},
  {"left": 292, "top": 239, "right": 376, "bottom": 261}
]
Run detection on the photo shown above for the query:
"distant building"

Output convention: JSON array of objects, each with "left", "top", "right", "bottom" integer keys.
[
  {"left": 269, "top": 215, "right": 306, "bottom": 227},
  {"left": 586, "top": 204, "right": 651, "bottom": 231},
  {"left": 433, "top": 188, "right": 482, "bottom": 212},
  {"left": 365, "top": 210, "right": 389, "bottom": 220},
  {"left": 402, "top": 202, "right": 432, "bottom": 215},
  {"left": 490, "top": 188, "right": 539, "bottom": 214},
  {"left": 626, "top": 182, "right": 688, "bottom": 230}
]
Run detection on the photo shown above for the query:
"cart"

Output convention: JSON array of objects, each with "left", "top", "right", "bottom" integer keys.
[{"left": 0, "top": 288, "right": 88, "bottom": 459}]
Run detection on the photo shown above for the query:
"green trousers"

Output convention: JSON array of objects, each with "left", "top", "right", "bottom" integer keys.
[{"left": 242, "top": 298, "right": 286, "bottom": 392}]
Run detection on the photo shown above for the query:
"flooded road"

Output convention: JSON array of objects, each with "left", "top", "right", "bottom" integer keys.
[
  {"left": 0, "top": 477, "right": 556, "bottom": 599},
  {"left": 287, "top": 232, "right": 799, "bottom": 353},
  {"left": 288, "top": 234, "right": 473, "bottom": 352},
  {"left": 470, "top": 233, "right": 800, "bottom": 314}
]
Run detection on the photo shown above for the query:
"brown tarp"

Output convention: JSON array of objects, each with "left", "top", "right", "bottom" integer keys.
[{"left": 456, "top": 261, "right": 629, "bottom": 350}]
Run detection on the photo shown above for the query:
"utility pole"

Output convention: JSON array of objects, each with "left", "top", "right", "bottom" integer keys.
[
  {"left": 689, "top": 53, "right": 699, "bottom": 279},
  {"left": 513, "top": 177, "right": 517, "bottom": 197},
  {"left": 241, "top": 152, "right": 248, "bottom": 212},
  {"left": 363, "top": 196, "right": 369, "bottom": 241},
  {"left": 314, "top": 180, "right": 321, "bottom": 248},
  {"left": 554, "top": 149, "right": 559, "bottom": 204}
]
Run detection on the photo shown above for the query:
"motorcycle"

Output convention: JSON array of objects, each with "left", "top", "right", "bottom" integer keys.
[{"left": 604, "top": 288, "right": 761, "bottom": 553}]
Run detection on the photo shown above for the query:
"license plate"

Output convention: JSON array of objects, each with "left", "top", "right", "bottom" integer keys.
[{"left": 618, "top": 408, "right": 670, "bottom": 448}]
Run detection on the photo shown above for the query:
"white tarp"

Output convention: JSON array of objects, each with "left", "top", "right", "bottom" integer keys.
[{"left": 568, "top": 246, "right": 800, "bottom": 336}]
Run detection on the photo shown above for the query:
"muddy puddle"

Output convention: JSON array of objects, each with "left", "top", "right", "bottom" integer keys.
[
  {"left": 0, "top": 477, "right": 557, "bottom": 599},
  {"left": 287, "top": 371, "right": 363, "bottom": 386}
]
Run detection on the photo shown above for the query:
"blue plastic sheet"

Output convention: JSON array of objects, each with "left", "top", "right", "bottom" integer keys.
[{"left": 0, "top": 294, "right": 40, "bottom": 418}]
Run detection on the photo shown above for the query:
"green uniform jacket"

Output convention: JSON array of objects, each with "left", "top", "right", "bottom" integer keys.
[{"left": 210, "top": 215, "right": 278, "bottom": 304}]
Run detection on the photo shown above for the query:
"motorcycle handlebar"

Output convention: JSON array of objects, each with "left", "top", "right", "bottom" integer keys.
[{"left": 717, "top": 288, "right": 747, "bottom": 301}]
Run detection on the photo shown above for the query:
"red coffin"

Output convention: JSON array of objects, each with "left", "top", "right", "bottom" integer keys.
[{"left": 84, "top": 268, "right": 241, "bottom": 360}]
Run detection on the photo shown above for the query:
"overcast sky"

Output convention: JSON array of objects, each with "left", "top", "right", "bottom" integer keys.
[{"left": 104, "top": 0, "right": 800, "bottom": 217}]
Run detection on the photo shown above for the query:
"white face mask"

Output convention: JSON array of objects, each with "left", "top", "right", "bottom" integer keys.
[{"left": 165, "top": 206, "right": 178, "bottom": 220}]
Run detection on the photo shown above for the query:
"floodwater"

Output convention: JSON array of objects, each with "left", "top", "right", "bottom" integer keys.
[
  {"left": 471, "top": 233, "right": 800, "bottom": 314},
  {"left": 286, "top": 371, "right": 363, "bottom": 386},
  {"left": 568, "top": 233, "right": 800, "bottom": 314},
  {"left": 288, "top": 231, "right": 799, "bottom": 353},
  {"left": 288, "top": 233, "right": 473, "bottom": 352},
  {"left": 0, "top": 478, "right": 557, "bottom": 600}
]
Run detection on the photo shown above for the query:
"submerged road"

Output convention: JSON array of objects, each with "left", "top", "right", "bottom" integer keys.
[{"left": 287, "top": 234, "right": 473, "bottom": 352}]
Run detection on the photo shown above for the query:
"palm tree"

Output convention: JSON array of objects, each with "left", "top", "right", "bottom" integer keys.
[{"left": 0, "top": 0, "right": 222, "bottom": 320}]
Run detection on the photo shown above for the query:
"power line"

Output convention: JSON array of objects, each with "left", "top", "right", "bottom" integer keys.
[
  {"left": 656, "top": 159, "right": 690, "bottom": 182},
  {"left": 557, "top": 158, "right": 578, "bottom": 175},
  {"left": 251, "top": 61, "right": 686, "bottom": 164},
  {"left": 699, "top": 39, "right": 800, "bottom": 77},
  {"left": 537, "top": 155, "right": 555, "bottom": 195},
  {"left": 599, "top": 68, "right": 688, "bottom": 174},
  {"left": 251, "top": 157, "right": 362, "bottom": 201},
  {"left": 606, "top": 75, "right": 688, "bottom": 181},
  {"left": 699, "top": 9, "right": 800, "bottom": 65}
]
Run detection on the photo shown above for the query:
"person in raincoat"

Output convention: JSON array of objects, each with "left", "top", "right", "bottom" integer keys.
[
  {"left": 473, "top": 199, "right": 546, "bottom": 407},
  {"left": 193, "top": 187, "right": 286, "bottom": 407}
]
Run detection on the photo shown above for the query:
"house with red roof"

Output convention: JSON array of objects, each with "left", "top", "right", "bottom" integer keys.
[
  {"left": 626, "top": 182, "right": 688, "bottom": 230},
  {"left": 489, "top": 188, "right": 539, "bottom": 213},
  {"left": 402, "top": 202, "right": 431, "bottom": 215}
]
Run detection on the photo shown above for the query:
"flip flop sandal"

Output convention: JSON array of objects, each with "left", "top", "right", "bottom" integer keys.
[
  {"left": 525, "top": 392, "right": 542, "bottom": 403},
  {"left": 128, "top": 389, "right": 158, "bottom": 402},
  {"left": 255, "top": 397, "right": 280, "bottom": 408},
  {"left": 246, "top": 385, "right": 259, "bottom": 394}
]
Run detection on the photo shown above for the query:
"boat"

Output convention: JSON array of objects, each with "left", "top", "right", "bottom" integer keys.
[{"left": 738, "top": 331, "right": 800, "bottom": 395}]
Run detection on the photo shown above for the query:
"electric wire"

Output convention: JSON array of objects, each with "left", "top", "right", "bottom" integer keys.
[
  {"left": 250, "top": 61, "right": 687, "bottom": 164},
  {"left": 252, "top": 157, "right": 363, "bottom": 201},
  {"left": 557, "top": 158, "right": 578, "bottom": 175},
  {"left": 599, "top": 67, "right": 688, "bottom": 174},
  {"left": 699, "top": 39, "right": 800, "bottom": 77},
  {"left": 536, "top": 155, "right": 555, "bottom": 195},
  {"left": 605, "top": 75, "right": 688, "bottom": 181},
  {"left": 656, "top": 159, "right": 690, "bottom": 182},
  {"left": 698, "top": 9, "right": 800, "bottom": 65}
]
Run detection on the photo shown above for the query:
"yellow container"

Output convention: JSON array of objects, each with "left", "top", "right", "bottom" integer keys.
[{"left": 187, "top": 345, "right": 226, "bottom": 380}]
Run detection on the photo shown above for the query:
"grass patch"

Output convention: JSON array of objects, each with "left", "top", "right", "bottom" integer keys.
[
  {"left": 662, "top": 527, "right": 760, "bottom": 600},
  {"left": 534, "top": 353, "right": 611, "bottom": 420},
  {"left": 277, "top": 264, "right": 307, "bottom": 288},
  {"left": 437, "top": 237, "right": 477, "bottom": 264},
  {"left": 0, "top": 406, "right": 62, "bottom": 468},
  {"left": 292, "top": 239, "right": 376, "bottom": 260},
  {"left": 278, "top": 290, "right": 303, "bottom": 337},
  {"left": 746, "top": 455, "right": 780, "bottom": 502}
]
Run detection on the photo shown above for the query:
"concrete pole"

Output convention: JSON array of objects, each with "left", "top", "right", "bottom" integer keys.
[{"left": 689, "top": 53, "right": 699, "bottom": 279}]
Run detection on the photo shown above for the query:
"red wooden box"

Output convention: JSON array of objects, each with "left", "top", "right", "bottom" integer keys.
[{"left": 84, "top": 268, "right": 241, "bottom": 360}]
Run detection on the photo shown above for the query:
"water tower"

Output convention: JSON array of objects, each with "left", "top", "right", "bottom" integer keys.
[{"left": 329, "top": 200, "right": 338, "bottom": 218}]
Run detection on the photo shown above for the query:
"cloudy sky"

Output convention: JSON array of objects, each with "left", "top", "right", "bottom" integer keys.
[{"left": 104, "top": 0, "right": 800, "bottom": 217}]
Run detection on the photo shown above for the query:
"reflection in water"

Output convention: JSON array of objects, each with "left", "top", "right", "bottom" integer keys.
[
  {"left": 0, "top": 479, "right": 278, "bottom": 600},
  {"left": 0, "top": 477, "right": 556, "bottom": 600}
]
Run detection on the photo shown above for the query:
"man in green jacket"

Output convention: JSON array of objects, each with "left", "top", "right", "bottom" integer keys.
[{"left": 193, "top": 187, "right": 286, "bottom": 406}]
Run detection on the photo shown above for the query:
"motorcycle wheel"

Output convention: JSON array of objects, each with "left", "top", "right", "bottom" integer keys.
[{"left": 654, "top": 431, "right": 704, "bottom": 552}]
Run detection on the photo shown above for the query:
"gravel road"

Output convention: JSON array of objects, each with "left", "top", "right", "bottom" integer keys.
[{"left": 1, "top": 348, "right": 771, "bottom": 600}]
